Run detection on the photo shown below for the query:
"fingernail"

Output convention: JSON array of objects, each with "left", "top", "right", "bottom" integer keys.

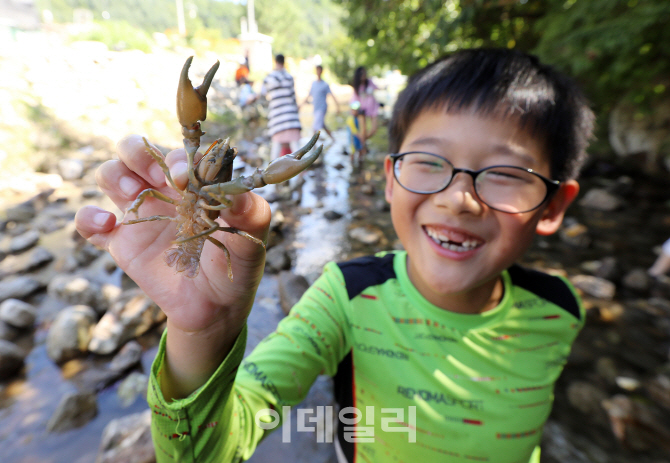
[
  {"left": 93, "top": 212, "right": 110, "bottom": 226},
  {"left": 230, "top": 193, "right": 250, "bottom": 215},
  {"left": 171, "top": 162, "right": 188, "bottom": 181},
  {"left": 150, "top": 163, "right": 166, "bottom": 186},
  {"left": 120, "top": 176, "right": 140, "bottom": 197}
]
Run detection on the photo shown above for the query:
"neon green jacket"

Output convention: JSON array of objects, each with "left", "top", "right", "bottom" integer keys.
[{"left": 148, "top": 251, "right": 585, "bottom": 462}]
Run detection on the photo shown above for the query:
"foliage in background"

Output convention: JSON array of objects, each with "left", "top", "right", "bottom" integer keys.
[
  {"left": 534, "top": 0, "right": 670, "bottom": 113},
  {"left": 332, "top": 0, "right": 670, "bottom": 121},
  {"left": 68, "top": 20, "right": 154, "bottom": 52}
]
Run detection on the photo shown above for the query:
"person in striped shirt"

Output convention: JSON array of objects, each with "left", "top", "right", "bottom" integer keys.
[{"left": 261, "top": 54, "right": 302, "bottom": 159}]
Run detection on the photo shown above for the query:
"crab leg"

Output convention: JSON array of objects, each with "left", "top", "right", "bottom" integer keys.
[{"left": 200, "top": 132, "right": 323, "bottom": 202}]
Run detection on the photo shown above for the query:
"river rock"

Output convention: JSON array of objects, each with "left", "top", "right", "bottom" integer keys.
[
  {"left": 109, "top": 340, "right": 143, "bottom": 372},
  {"left": 349, "top": 226, "right": 382, "bottom": 245},
  {"left": 88, "top": 290, "right": 164, "bottom": 355},
  {"left": 117, "top": 372, "right": 149, "bottom": 408},
  {"left": 46, "top": 391, "right": 98, "bottom": 433},
  {"left": 0, "top": 275, "right": 42, "bottom": 303},
  {"left": 559, "top": 221, "right": 591, "bottom": 248},
  {"left": 6, "top": 229, "right": 40, "bottom": 253},
  {"left": 566, "top": 381, "right": 609, "bottom": 426},
  {"left": 57, "top": 158, "right": 85, "bottom": 180},
  {"left": 46, "top": 305, "right": 98, "bottom": 363},
  {"left": 47, "top": 274, "right": 106, "bottom": 311},
  {"left": 570, "top": 274, "right": 616, "bottom": 300},
  {"left": 95, "top": 409, "right": 154, "bottom": 463},
  {"left": 578, "top": 188, "right": 623, "bottom": 211},
  {"left": 0, "top": 339, "right": 25, "bottom": 379},
  {"left": 278, "top": 271, "right": 310, "bottom": 315},
  {"left": 622, "top": 268, "right": 651, "bottom": 292},
  {"left": 0, "top": 320, "right": 21, "bottom": 341},
  {"left": 0, "top": 298, "right": 37, "bottom": 328},
  {"left": 323, "top": 210, "right": 343, "bottom": 221},
  {"left": 4, "top": 201, "right": 36, "bottom": 222},
  {"left": 265, "top": 246, "right": 291, "bottom": 274},
  {"left": 0, "top": 246, "right": 54, "bottom": 277}
]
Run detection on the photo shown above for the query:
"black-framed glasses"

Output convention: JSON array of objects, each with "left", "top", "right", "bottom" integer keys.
[{"left": 390, "top": 152, "right": 561, "bottom": 213}]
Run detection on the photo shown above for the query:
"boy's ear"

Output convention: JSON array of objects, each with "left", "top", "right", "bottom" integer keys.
[
  {"left": 384, "top": 156, "right": 395, "bottom": 203},
  {"left": 535, "top": 180, "right": 580, "bottom": 236}
]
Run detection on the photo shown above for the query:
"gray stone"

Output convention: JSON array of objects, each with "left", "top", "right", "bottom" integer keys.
[
  {"left": 0, "top": 246, "right": 54, "bottom": 277},
  {"left": 117, "top": 372, "right": 149, "bottom": 408},
  {"left": 4, "top": 202, "right": 36, "bottom": 222},
  {"left": 265, "top": 246, "right": 291, "bottom": 274},
  {"left": 0, "top": 298, "right": 37, "bottom": 328},
  {"left": 0, "top": 320, "right": 21, "bottom": 341},
  {"left": 578, "top": 188, "right": 623, "bottom": 211},
  {"left": 110, "top": 340, "right": 143, "bottom": 372},
  {"left": 0, "top": 276, "right": 42, "bottom": 303},
  {"left": 323, "top": 210, "right": 343, "bottom": 221},
  {"left": 622, "top": 268, "right": 651, "bottom": 292},
  {"left": 570, "top": 275, "right": 616, "bottom": 300},
  {"left": 7, "top": 229, "right": 40, "bottom": 253},
  {"left": 349, "top": 226, "right": 382, "bottom": 245},
  {"left": 46, "top": 391, "right": 98, "bottom": 433},
  {"left": 278, "top": 271, "right": 310, "bottom": 315},
  {"left": 47, "top": 275, "right": 102, "bottom": 309},
  {"left": 95, "top": 409, "right": 154, "bottom": 463},
  {"left": 88, "top": 290, "right": 164, "bottom": 355},
  {"left": 46, "top": 305, "right": 98, "bottom": 363},
  {"left": 0, "top": 339, "right": 25, "bottom": 379},
  {"left": 57, "top": 158, "right": 85, "bottom": 180}
]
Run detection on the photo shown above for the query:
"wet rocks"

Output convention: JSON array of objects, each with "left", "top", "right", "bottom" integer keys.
[
  {"left": 95, "top": 409, "right": 154, "bottom": 463},
  {"left": 46, "top": 305, "right": 98, "bottom": 364},
  {"left": 579, "top": 188, "right": 623, "bottom": 211},
  {"left": 278, "top": 271, "right": 310, "bottom": 315},
  {"left": 0, "top": 299, "right": 37, "bottom": 328},
  {"left": 0, "top": 339, "right": 25, "bottom": 379},
  {"left": 570, "top": 274, "right": 617, "bottom": 300},
  {"left": 88, "top": 289, "right": 165, "bottom": 355},
  {"left": 46, "top": 391, "right": 98, "bottom": 433},
  {"left": 0, "top": 275, "right": 43, "bottom": 303}
]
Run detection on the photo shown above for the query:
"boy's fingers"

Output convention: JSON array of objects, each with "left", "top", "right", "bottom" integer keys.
[
  {"left": 95, "top": 160, "right": 149, "bottom": 212},
  {"left": 165, "top": 148, "right": 190, "bottom": 190},
  {"left": 219, "top": 192, "right": 271, "bottom": 242},
  {"left": 116, "top": 134, "right": 168, "bottom": 188},
  {"left": 74, "top": 206, "right": 116, "bottom": 249}
]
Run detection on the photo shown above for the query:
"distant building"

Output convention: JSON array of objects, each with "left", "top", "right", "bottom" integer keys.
[
  {"left": 0, "top": 0, "right": 40, "bottom": 39},
  {"left": 238, "top": 0, "right": 273, "bottom": 74}
]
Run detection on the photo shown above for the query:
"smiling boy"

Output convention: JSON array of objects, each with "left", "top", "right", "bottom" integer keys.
[{"left": 75, "top": 48, "right": 594, "bottom": 463}]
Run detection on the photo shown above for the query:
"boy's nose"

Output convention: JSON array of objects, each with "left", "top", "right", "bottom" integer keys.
[{"left": 431, "top": 172, "right": 484, "bottom": 214}]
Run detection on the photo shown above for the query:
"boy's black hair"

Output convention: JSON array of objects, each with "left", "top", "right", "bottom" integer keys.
[
  {"left": 275, "top": 54, "right": 285, "bottom": 65},
  {"left": 389, "top": 48, "right": 595, "bottom": 181}
]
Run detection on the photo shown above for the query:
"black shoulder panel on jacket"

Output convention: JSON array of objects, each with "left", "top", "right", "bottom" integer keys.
[
  {"left": 507, "top": 264, "right": 581, "bottom": 320},
  {"left": 337, "top": 253, "right": 397, "bottom": 300}
]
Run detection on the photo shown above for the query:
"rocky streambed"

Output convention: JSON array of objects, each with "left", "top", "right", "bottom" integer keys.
[{"left": 1, "top": 41, "right": 670, "bottom": 463}]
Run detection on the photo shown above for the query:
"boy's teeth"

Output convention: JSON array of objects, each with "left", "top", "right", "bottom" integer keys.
[{"left": 425, "top": 227, "right": 481, "bottom": 251}]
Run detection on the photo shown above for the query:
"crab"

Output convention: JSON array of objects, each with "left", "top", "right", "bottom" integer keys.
[{"left": 122, "top": 56, "right": 322, "bottom": 280}]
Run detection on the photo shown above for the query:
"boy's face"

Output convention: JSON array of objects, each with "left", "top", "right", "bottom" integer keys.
[{"left": 384, "top": 108, "right": 579, "bottom": 311}]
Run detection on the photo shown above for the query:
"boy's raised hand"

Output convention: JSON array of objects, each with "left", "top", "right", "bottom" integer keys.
[{"left": 75, "top": 135, "right": 270, "bottom": 396}]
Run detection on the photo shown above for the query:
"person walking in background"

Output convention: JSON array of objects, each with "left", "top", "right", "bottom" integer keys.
[
  {"left": 261, "top": 54, "right": 301, "bottom": 159},
  {"left": 300, "top": 64, "right": 341, "bottom": 142},
  {"left": 649, "top": 237, "right": 670, "bottom": 277},
  {"left": 234, "top": 56, "right": 249, "bottom": 86},
  {"left": 351, "top": 65, "right": 379, "bottom": 148}
]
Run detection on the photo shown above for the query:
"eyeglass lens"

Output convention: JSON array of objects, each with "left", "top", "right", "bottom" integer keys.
[{"left": 393, "top": 152, "right": 549, "bottom": 213}]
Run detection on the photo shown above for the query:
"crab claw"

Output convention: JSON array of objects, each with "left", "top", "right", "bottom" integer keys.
[
  {"left": 261, "top": 132, "right": 323, "bottom": 185},
  {"left": 176, "top": 56, "right": 220, "bottom": 128}
]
